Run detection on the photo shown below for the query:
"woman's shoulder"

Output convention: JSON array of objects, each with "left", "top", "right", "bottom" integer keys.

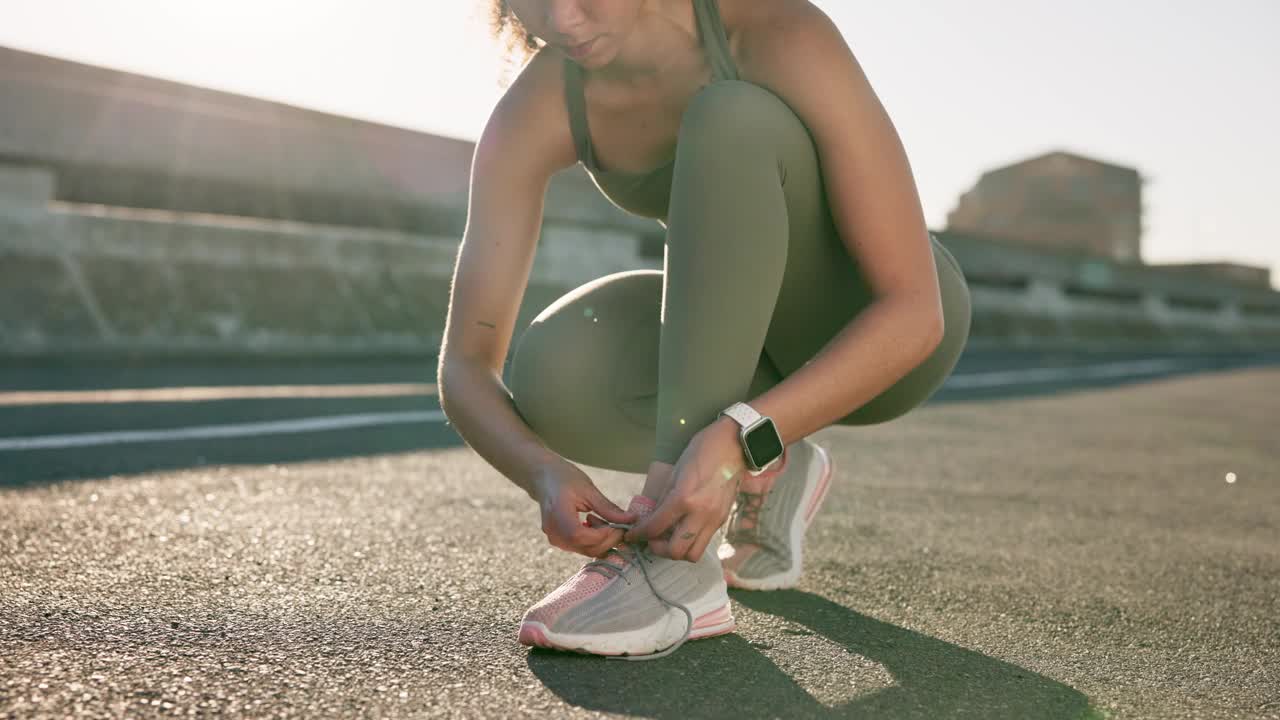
[
  {"left": 719, "top": 0, "right": 841, "bottom": 80},
  {"left": 492, "top": 46, "right": 572, "bottom": 121},
  {"left": 720, "top": 0, "right": 828, "bottom": 35},
  {"left": 483, "top": 48, "right": 579, "bottom": 176}
]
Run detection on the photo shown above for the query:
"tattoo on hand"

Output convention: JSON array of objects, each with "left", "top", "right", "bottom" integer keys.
[{"left": 680, "top": 531, "right": 696, "bottom": 540}]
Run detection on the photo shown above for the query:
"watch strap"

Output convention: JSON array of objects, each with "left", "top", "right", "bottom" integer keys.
[
  {"left": 720, "top": 401, "right": 762, "bottom": 428},
  {"left": 719, "top": 402, "right": 783, "bottom": 476}
]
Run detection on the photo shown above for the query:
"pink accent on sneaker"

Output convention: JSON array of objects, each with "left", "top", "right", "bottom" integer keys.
[
  {"left": 522, "top": 608, "right": 733, "bottom": 653},
  {"left": 628, "top": 495, "right": 656, "bottom": 518},
  {"left": 803, "top": 445, "right": 833, "bottom": 523},
  {"left": 518, "top": 623, "right": 624, "bottom": 655},
  {"left": 690, "top": 604, "right": 734, "bottom": 633},
  {"left": 518, "top": 623, "right": 549, "bottom": 647},
  {"left": 521, "top": 572, "right": 612, "bottom": 630},
  {"left": 520, "top": 495, "right": 656, "bottom": 633}
]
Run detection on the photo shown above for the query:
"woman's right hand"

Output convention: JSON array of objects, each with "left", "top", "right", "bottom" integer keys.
[{"left": 532, "top": 463, "right": 638, "bottom": 558}]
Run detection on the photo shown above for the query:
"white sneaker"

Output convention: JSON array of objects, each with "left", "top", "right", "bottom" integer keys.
[
  {"left": 719, "top": 437, "right": 834, "bottom": 590},
  {"left": 518, "top": 495, "right": 736, "bottom": 659}
]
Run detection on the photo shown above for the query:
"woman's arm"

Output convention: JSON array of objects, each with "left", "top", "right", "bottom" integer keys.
[
  {"left": 437, "top": 49, "right": 580, "bottom": 495},
  {"left": 439, "top": 50, "right": 640, "bottom": 556}
]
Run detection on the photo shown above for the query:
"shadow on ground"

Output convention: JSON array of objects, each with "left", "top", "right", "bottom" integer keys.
[{"left": 528, "top": 590, "right": 1103, "bottom": 719}]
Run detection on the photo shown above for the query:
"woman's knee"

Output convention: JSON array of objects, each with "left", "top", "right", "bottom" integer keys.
[
  {"left": 678, "top": 80, "right": 811, "bottom": 154},
  {"left": 508, "top": 271, "right": 661, "bottom": 435},
  {"left": 507, "top": 319, "right": 566, "bottom": 433}
]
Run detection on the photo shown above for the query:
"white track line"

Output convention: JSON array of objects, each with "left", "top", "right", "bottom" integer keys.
[
  {"left": 0, "top": 410, "right": 445, "bottom": 451},
  {"left": 0, "top": 358, "right": 1209, "bottom": 452},
  {"left": 0, "top": 383, "right": 436, "bottom": 406}
]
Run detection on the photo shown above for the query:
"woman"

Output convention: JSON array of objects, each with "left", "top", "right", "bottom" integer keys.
[{"left": 437, "top": 0, "right": 971, "bottom": 660}]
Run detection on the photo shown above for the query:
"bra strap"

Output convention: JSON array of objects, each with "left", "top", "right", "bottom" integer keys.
[
  {"left": 694, "top": 0, "right": 740, "bottom": 81},
  {"left": 562, "top": 59, "right": 597, "bottom": 168}
]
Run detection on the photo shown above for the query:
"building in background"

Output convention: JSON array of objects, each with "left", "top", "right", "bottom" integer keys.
[{"left": 946, "top": 150, "right": 1144, "bottom": 263}]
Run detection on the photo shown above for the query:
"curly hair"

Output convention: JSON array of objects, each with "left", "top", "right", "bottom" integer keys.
[{"left": 489, "top": 0, "right": 544, "bottom": 86}]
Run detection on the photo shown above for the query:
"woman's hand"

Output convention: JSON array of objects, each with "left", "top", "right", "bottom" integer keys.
[
  {"left": 624, "top": 420, "right": 748, "bottom": 562},
  {"left": 532, "top": 463, "right": 638, "bottom": 559}
]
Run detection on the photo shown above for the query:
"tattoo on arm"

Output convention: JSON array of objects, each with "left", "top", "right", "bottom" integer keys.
[{"left": 477, "top": 321, "right": 496, "bottom": 329}]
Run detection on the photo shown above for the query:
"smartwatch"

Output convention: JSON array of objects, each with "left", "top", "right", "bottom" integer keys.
[{"left": 718, "top": 402, "right": 785, "bottom": 476}]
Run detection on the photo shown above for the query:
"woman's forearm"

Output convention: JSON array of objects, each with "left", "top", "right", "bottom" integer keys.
[
  {"left": 438, "top": 360, "right": 567, "bottom": 501},
  {"left": 711, "top": 295, "right": 943, "bottom": 447}
]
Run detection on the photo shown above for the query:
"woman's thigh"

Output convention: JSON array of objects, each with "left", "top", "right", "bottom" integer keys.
[{"left": 507, "top": 269, "right": 784, "bottom": 475}]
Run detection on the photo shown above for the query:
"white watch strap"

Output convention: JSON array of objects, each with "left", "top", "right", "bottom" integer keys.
[
  {"left": 720, "top": 402, "right": 780, "bottom": 476},
  {"left": 720, "top": 401, "right": 762, "bottom": 428}
]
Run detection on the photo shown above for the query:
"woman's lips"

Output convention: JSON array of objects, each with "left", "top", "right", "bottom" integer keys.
[{"left": 566, "top": 37, "right": 597, "bottom": 60}]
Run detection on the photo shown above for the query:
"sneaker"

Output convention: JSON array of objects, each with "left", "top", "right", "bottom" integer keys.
[
  {"left": 518, "top": 495, "right": 736, "bottom": 659},
  {"left": 719, "top": 437, "right": 834, "bottom": 590}
]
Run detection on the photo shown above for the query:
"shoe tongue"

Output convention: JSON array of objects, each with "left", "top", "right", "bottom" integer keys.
[
  {"left": 580, "top": 497, "right": 656, "bottom": 578},
  {"left": 626, "top": 495, "right": 657, "bottom": 519}
]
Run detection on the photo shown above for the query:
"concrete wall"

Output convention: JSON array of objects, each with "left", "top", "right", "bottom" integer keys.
[
  {"left": 939, "top": 229, "right": 1280, "bottom": 351},
  {"left": 1147, "top": 261, "right": 1272, "bottom": 290},
  {"left": 0, "top": 45, "right": 662, "bottom": 361},
  {"left": 4, "top": 161, "right": 1280, "bottom": 361},
  {"left": 0, "top": 163, "right": 659, "bottom": 360}
]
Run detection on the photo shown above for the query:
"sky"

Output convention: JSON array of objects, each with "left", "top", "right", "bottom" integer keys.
[{"left": 2, "top": 0, "right": 1277, "bottom": 288}]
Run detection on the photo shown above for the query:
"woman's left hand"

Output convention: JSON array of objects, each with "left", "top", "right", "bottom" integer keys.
[{"left": 624, "top": 420, "right": 748, "bottom": 562}]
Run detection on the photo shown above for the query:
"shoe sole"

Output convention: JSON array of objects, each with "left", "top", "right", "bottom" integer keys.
[
  {"left": 517, "top": 581, "right": 735, "bottom": 656},
  {"left": 723, "top": 440, "right": 834, "bottom": 591}
]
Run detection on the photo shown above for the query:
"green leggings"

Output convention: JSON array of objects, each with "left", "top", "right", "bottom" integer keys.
[{"left": 509, "top": 81, "right": 971, "bottom": 473}]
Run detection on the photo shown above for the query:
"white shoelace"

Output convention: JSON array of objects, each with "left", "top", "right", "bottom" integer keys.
[{"left": 583, "top": 521, "right": 694, "bottom": 661}]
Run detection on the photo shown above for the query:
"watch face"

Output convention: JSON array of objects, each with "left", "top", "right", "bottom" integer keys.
[{"left": 744, "top": 418, "right": 784, "bottom": 467}]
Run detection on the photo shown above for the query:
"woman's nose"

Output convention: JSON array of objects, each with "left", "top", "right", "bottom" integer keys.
[{"left": 545, "top": 0, "right": 588, "bottom": 39}]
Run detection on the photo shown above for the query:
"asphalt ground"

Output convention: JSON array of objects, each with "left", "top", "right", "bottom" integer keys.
[{"left": 1, "top": 350, "right": 1277, "bottom": 718}]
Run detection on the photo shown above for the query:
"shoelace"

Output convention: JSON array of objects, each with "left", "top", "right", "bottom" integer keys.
[
  {"left": 725, "top": 490, "right": 768, "bottom": 545},
  {"left": 581, "top": 522, "right": 694, "bottom": 661}
]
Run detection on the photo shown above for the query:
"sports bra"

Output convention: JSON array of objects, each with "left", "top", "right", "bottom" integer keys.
[{"left": 562, "top": 0, "right": 740, "bottom": 221}]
